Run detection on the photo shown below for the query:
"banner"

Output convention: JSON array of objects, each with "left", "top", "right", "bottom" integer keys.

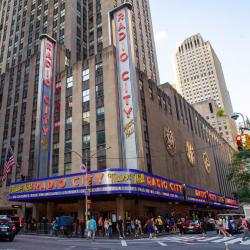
[
  {"left": 35, "top": 35, "right": 56, "bottom": 178},
  {"left": 111, "top": 4, "right": 139, "bottom": 169}
]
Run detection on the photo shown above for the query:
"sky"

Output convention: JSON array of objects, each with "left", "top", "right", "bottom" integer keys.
[{"left": 149, "top": 0, "right": 250, "bottom": 122}]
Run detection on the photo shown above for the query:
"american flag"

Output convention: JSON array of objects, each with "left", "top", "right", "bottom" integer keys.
[{"left": 2, "top": 147, "right": 15, "bottom": 182}]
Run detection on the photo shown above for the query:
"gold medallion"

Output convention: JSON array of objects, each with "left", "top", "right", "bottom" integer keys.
[
  {"left": 163, "top": 127, "right": 176, "bottom": 156},
  {"left": 186, "top": 141, "right": 195, "bottom": 166},
  {"left": 202, "top": 152, "right": 211, "bottom": 174}
]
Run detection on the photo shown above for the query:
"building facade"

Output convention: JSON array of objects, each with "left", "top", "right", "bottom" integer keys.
[
  {"left": 175, "top": 34, "right": 233, "bottom": 116},
  {"left": 0, "top": 2, "right": 237, "bottom": 220},
  {"left": 193, "top": 100, "right": 237, "bottom": 149}
]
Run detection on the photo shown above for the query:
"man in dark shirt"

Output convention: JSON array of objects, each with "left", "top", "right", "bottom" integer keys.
[{"left": 116, "top": 216, "right": 124, "bottom": 239}]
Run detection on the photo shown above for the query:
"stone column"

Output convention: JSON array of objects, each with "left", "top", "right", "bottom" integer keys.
[
  {"left": 77, "top": 200, "right": 84, "bottom": 221},
  {"left": 116, "top": 196, "right": 125, "bottom": 219},
  {"left": 46, "top": 202, "right": 55, "bottom": 221},
  {"left": 32, "top": 203, "right": 40, "bottom": 220}
]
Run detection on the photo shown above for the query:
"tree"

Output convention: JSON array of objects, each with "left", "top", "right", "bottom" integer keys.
[{"left": 228, "top": 149, "right": 250, "bottom": 202}]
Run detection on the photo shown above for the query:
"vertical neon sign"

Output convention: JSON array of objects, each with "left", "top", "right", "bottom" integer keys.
[
  {"left": 111, "top": 4, "right": 139, "bottom": 169},
  {"left": 35, "top": 35, "right": 56, "bottom": 178}
]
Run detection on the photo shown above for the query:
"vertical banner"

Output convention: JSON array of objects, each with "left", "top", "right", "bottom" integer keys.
[
  {"left": 35, "top": 35, "right": 56, "bottom": 178},
  {"left": 110, "top": 4, "right": 139, "bottom": 169}
]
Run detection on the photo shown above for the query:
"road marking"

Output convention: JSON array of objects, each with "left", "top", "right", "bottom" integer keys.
[
  {"left": 64, "top": 246, "right": 76, "bottom": 250},
  {"left": 121, "top": 240, "right": 127, "bottom": 246},
  {"left": 225, "top": 237, "right": 243, "bottom": 244},
  {"left": 240, "top": 239, "right": 250, "bottom": 245},
  {"left": 213, "top": 236, "right": 235, "bottom": 243},
  {"left": 157, "top": 241, "right": 167, "bottom": 246},
  {"left": 198, "top": 236, "right": 221, "bottom": 241}
]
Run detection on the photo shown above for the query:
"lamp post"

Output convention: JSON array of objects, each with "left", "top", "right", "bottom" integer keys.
[
  {"left": 68, "top": 146, "right": 111, "bottom": 235},
  {"left": 231, "top": 112, "right": 246, "bottom": 134}
]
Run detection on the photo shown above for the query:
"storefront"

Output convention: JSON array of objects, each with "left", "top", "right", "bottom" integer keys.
[{"left": 9, "top": 168, "right": 238, "bottom": 222}]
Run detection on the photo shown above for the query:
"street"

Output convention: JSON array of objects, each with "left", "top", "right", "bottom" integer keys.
[{"left": 1, "top": 233, "right": 250, "bottom": 250}]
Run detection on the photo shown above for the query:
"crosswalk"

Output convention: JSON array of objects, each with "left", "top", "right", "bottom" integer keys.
[{"left": 155, "top": 234, "right": 250, "bottom": 245}]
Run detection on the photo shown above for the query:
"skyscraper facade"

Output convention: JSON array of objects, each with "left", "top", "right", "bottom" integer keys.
[{"left": 175, "top": 34, "right": 233, "bottom": 116}]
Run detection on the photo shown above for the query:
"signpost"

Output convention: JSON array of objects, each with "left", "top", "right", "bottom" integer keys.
[{"left": 80, "top": 161, "right": 88, "bottom": 235}]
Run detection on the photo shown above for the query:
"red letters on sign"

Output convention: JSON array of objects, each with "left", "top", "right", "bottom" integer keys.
[
  {"left": 120, "top": 52, "right": 128, "bottom": 62},
  {"left": 121, "top": 71, "right": 129, "bottom": 81},
  {"left": 116, "top": 10, "right": 134, "bottom": 134},
  {"left": 123, "top": 107, "right": 132, "bottom": 119},
  {"left": 118, "top": 32, "right": 126, "bottom": 41},
  {"left": 123, "top": 95, "right": 131, "bottom": 105},
  {"left": 117, "top": 12, "right": 124, "bottom": 22}
]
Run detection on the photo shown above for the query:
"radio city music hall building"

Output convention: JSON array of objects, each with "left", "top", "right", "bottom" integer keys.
[{"left": 0, "top": 2, "right": 237, "bottom": 221}]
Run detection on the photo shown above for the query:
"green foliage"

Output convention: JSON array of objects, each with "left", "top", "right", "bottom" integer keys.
[
  {"left": 216, "top": 108, "right": 225, "bottom": 117},
  {"left": 228, "top": 149, "right": 250, "bottom": 202}
]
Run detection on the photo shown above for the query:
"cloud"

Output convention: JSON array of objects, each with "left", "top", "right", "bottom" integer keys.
[{"left": 154, "top": 30, "right": 168, "bottom": 43}]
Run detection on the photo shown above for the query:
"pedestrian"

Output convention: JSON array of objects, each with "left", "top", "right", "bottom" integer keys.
[
  {"left": 201, "top": 216, "right": 208, "bottom": 236},
  {"left": 88, "top": 216, "right": 97, "bottom": 240},
  {"left": 108, "top": 219, "right": 113, "bottom": 238},
  {"left": 144, "top": 218, "right": 154, "bottom": 239},
  {"left": 104, "top": 218, "right": 109, "bottom": 237},
  {"left": 135, "top": 219, "right": 139, "bottom": 237},
  {"left": 156, "top": 216, "right": 163, "bottom": 233},
  {"left": 97, "top": 216, "right": 103, "bottom": 236},
  {"left": 79, "top": 219, "right": 85, "bottom": 238},
  {"left": 116, "top": 216, "right": 124, "bottom": 239},
  {"left": 131, "top": 219, "right": 135, "bottom": 235},
  {"left": 240, "top": 217, "right": 250, "bottom": 242},
  {"left": 223, "top": 218, "right": 231, "bottom": 237},
  {"left": 125, "top": 217, "right": 132, "bottom": 235},
  {"left": 138, "top": 218, "right": 143, "bottom": 235}
]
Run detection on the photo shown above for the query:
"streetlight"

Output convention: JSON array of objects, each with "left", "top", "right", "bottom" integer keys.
[
  {"left": 231, "top": 112, "right": 246, "bottom": 134},
  {"left": 67, "top": 146, "right": 111, "bottom": 235}
]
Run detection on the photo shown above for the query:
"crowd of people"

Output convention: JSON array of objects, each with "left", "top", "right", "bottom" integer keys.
[{"left": 25, "top": 213, "right": 250, "bottom": 242}]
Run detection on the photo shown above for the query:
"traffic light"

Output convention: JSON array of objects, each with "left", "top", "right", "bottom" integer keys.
[
  {"left": 245, "top": 134, "right": 250, "bottom": 150},
  {"left": 236, "top": 135, "right": 243, "bottom": 151}
]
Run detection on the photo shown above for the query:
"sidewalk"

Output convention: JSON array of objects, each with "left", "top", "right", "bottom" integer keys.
[{"left": 20, "top": 230, "right": 219, "bottom": 240}]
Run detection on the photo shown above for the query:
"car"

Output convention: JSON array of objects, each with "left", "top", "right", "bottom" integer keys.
[
  {"left": 0, "top": 217, "right": 16, "bottom": 241},
  {"left": 182, "top": 219, "right": 202, "bottom": 234}
]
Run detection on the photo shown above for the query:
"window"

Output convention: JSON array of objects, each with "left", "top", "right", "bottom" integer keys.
[
  {"left": 83, "top": 69, "right": 89, "bottom": 81},
  {"left": 96, "top": 106, "right": 104, "bottom": 120},
  {"left": 97, "top": 130, "right": 105, "bottom": 145},
  {"left": 82, "top": 111, "right": 90, "bottom": 124},
  {"left": 82, "top": 89, "right": 90, "bottom": 102},
  {"left": 83, "top": 135, "right": 90, "bottom": 148},
  {"left": 66, "top": 76, "right": 73, "bottom": 88}
]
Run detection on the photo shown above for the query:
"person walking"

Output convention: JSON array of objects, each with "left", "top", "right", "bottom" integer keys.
[
  {"left": 145, "top": 218, "right": 154, "bottom": 239},
  {"left": 116, "top": 216, "right": 124, "bottom": 239},
  {"left": 240, "top": 217, "right": 250, "bottom": 242},
  {"left": 108, "top": 219, "right": 113, "bottom": 238},
  {"left": 125, "top": 217, "right": 132, "bottom": 235},
  {"left": 97, "top": 216, "right": 103, "bottom": 237},
  {"left": 104, "top": 218, "right": 109, "bottom": 237},
  {"left": 201, "top": 216, "right": 208, "bottom": 236},
  {"left": 156, "top": 216, "right": 163, "bottom": 233},
  {"left": 88, "top": 216, "right": 97, "bottom": 241}
]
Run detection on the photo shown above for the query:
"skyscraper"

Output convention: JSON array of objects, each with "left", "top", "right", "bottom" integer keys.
[
  {"left": 0, "top": 0, "right": 159, "bottom": 81},
  {"left": 175, "top": 34, "right": 233, "bottom": 116},
  {"left": 0, "top": 2, "right": 236, "bottom": 221}
]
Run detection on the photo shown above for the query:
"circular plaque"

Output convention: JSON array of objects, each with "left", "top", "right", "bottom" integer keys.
[
  {"left": 186, "top": 141, "right": 196, "bottom": 166},
  {"left": 163, "top": 127, "right": 176, "bottom": 156},
  {"left": 202, "top": 152, "right": 211, "bottom": 174}
]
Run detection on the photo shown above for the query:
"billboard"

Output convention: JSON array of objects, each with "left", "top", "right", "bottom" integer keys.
[
  {"left": 9, "top": 168, "right": 238, "bottom": 209},
  {"left": 35, "top": 35, "right": 56, "bottom": 178},
  {"left": 111, "top": 4, "right": 139, "bottom": 169},
  {"left": 9, "top": 169, "right": 184, "bottom": 201}
]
